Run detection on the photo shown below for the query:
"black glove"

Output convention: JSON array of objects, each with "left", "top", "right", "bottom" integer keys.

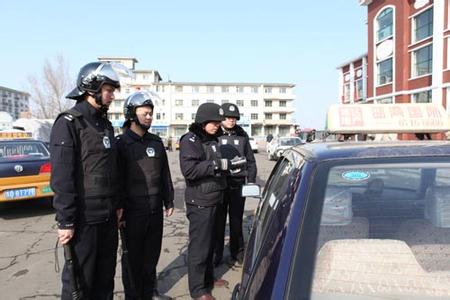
[{"left": 229, "top": 156, "right": 247, "bottom": 174}]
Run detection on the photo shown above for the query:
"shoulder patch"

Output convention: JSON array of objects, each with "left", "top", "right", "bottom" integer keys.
[
  {"left": 64, "top": 114, "right": 75, "bottom": 122},
  {"left": 189, "top": 136, "right": 196, "bottom": 142}
]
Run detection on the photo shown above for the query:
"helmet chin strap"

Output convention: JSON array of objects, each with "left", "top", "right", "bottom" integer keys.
[
  {"left": 94, "top": 92, "right": 109, "bottom": 114},
  {"left": 132, "top": 117, "right": 150, "bottom": 131}
]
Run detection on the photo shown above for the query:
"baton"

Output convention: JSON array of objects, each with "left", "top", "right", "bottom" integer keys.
[{"left": 63, "top": 243, "right": 85, "bottom": 300}]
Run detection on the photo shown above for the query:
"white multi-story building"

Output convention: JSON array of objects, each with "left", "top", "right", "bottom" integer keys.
[
  {"left": 99, "top": 57, "right": 296, "bottom": 138},
  {"left": 0, "top": 86, "right": 30, "bottom": 120}
]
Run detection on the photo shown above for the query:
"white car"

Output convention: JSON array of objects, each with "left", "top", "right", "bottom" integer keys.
[
  {"left": 249, "top": 137, "right": 258, "bottom": 153},
  {"left": 267, "top": 137, "right": 303, "bottom": 160}
]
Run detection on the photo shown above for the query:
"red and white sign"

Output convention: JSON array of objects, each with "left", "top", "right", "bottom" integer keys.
[{"left": 327, "top": 104, "right": 450, "bottom": 133}]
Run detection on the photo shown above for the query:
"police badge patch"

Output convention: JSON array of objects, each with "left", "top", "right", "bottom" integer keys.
[
  {"left": 221, "top": 139, "right": 227, "bottom": 144},
  {"left": 103, "top": 136, "right": 111, "bottom": 149},
  {"left": 211, "top": 145, "right": 217, "bottom": 152},
  {"left": 234, "top": 139, "right": 239, "bottom": 145},
  {"left": 146, "top": 147, "right": 155, "bottom": 157}
]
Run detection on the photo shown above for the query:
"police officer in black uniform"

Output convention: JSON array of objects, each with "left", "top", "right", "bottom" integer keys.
[
  {"left": 50, "top": 62, "right": 123, "bottom": 299},
  {"left": 214, "top": 103, "right": 257, "bottom": 266},
  {"left": 179, "top": 103, "right": 246, "bottom": 300},
  {"left": 117, "top": 91, "right": 174, "bottom": 300}
]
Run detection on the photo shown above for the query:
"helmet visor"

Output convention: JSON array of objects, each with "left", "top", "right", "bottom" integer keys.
[{"left": 94, "top": 63, "right": 121, "bottom": 83}]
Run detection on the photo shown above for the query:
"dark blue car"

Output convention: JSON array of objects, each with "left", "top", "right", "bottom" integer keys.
[{"left": 234, "top": 141, "right": 450, "bottom": 300}]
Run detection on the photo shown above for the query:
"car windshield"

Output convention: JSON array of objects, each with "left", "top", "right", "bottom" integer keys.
[
  {"left": 280, "top": 138, "right": 301, "bottom": 146},
  {"left": 0, "top": 142, "right": 49, "bottom": 161},
  {"left": 309, "top": 161, "right": 450, "bottom": 300}
]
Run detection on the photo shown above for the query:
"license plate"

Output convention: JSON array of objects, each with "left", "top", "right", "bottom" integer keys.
[{"left": 4, "top": 188, "right": 36, "bottom": 199}]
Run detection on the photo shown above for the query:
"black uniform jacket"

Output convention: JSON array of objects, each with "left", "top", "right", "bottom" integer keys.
[
  {"left": 179, "top": 123, "right": 226, "bottom": 207},
  {"left": 50, "top": 101, "right": 120, "bottom": 229},
  {"left": 116, "top": 128, "right": 174, "bottom": 213}
]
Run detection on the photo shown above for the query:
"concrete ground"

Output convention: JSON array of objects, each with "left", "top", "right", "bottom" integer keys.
[{"left": 0, "top": 149, "right": 275, "bottom": 299}]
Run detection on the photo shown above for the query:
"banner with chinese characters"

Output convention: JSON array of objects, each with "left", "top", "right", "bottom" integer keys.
[{"left": 327, "top": 104, "right": 450, "bottom": 133}]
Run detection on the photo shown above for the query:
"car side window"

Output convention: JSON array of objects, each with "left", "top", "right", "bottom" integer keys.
[{"left": 245, "top": 151, "right": 304, "bottom": 298}]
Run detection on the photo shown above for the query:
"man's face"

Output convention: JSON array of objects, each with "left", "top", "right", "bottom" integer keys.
[
  {"left": 204, "top": 121, "right": 221, "bottom": 135},
  {"left": 222, "top": 117, "right": 237, "bottom": 129},
  {"left": 135, "top": 106, "right": 153, "bottom": 128},
  {"left": 100, "top": 84, "right": 116, "bottom": 107}
]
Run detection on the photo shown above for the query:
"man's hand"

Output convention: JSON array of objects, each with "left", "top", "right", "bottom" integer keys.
[
  {"left": 230, "top": 156, "right": 247, "bottom": 168},
  {"left": 58, "top": 229, "right": 74, "bottom": 245},
  {"left": 214, "top": 158, "right": 229, "bottom": 171},
  {"left": 165, "top": 207, "right": 174, "bottom": 217},
  {"left": 117, "top": 208, "right": 125, "bottom": 228}
]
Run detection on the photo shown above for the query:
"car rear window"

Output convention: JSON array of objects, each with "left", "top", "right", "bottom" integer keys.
[
  {"left": 0, "top": 142, "right": 49, "bottom": 161},
  {"left": 310, "top": 162, "right": 450, "bottom": 300},
  {"left": 280, "top": 138, "right": 301, "bottom": 146}
]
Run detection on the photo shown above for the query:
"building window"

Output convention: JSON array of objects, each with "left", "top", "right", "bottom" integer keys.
[
  {"left": 192, "top": 99, "right": 199, "bottom": 107},
  {"left": 207, "top": 86, "right": 215, "bottom": 93},
  {"left": 344, "top": 83, "right": 351, "bottom": 103},
  {"left": 265, "top": 100, "right": 272, "bottom": 107},
  {"left": 265, "top": 113, "right": 272, "bottom": 120},
  {"left": 236, "top": 86, "right": 244, "bottom": 93},
  {"left": 175, "top": 85, "right": 183, "bottom": 92},
  {"left": 376, "top": 97, "right": 393, "bottom": 104},
  {"left": 377, "top": 58, "right": 393, "bottom": 85},
  {"left": 251, "top": 113, "right": 258, "bottom": 120},
  {"left": 264, "top": 87, "right": 272, "bottom": 93},
  {"left": 236, "top": 100, "right": 244, "bottom": 107},
  {"left": 206, "top": 99, "right": 214, "bottom": 103},
  {"left": 279, "top": 100, "right": 286, "bottom": 107},
  {"left": 192, "top": 86, "right": 200, "bottom": 93},
  {"left": 162, "top": 99, "right": 166, "bottom": 106},
  {"left": 191, "top": 113, "right": 196, "bottom": 120},
  {"left": 221, "top": 86, "right": 229, "bottom": 93},
  {"left": 413, "top": 44, "right": 433, "bottom": 77},
  {"left": 175, "top": 113, "right": 183, "bottom": 120},
  {"left": 252, "top": 87, "right": 258, "bottom": 93},
  {"left": 355, "top": 79, "right": 363, "bottom": 100},
  {"left": 376, "top": 7, "right": 393, "bottom": 42},
  {"left": 412, "top": 90, "right": 432, "bottom": 103},
  {"left": 279, "top": 113, "right": 287, "bottom": 120},
  {"left": 221, "top": 99, "right": 229, "bottom": 105},
  {"left": 280, "top": 87, "right": 286, "bottom": 93},
  {"left": 251, "top": 100, "right": 258, "bottom": 107},
  {"left": 156, "top": 113, "right": 161, "bottom": 120},
  {"left": 175, "top": 99, "right": 183, "bottom": 106},
  {"left": 414, "top": 8, "right": 433, "bottom": 42}
]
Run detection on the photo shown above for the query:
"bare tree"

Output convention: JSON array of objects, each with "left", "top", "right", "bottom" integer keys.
[{"left": 27, "top": 55, "right": 73, "bottom": 119}]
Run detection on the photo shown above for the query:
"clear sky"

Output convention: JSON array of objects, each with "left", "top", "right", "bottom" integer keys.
[{"left": 0, "top": 0, "right": 367, "bottom": 129}]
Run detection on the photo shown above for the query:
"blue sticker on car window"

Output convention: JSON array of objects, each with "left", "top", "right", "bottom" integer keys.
[{"left": 342, "top": 171, "right": 370, "bottom": 181}]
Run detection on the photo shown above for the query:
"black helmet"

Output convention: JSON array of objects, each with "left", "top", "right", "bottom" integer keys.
[
  {"left": 222, "top": 103, "right": 240, "bottom": 120},
  {"left": 66, "top": 62, "right": 121, "bottom": 100},
  {"left": 123, "top": 91, "right": 155, "bottom": 120},
  {"left": 195, "top": 103, "right": 224, "bottom": 124}
]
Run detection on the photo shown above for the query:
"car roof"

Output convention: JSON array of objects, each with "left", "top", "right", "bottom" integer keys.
[{"left": 292, "top": 141, "right": 450, "bottom": 161}]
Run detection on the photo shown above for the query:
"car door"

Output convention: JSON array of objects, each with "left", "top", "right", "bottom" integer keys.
[{"left": 240, "top": 150, "right": 305, "bottom": 299}]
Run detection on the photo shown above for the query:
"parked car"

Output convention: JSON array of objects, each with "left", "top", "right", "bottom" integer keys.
[
  {"left": 267, "top": 137, "right": 303, "bottom": 160},
  {"left": 249, "top": 137, "right": 258, "bottom": 153},
  {"left": 233, "top": 141, "right": 450, "bottom": 300},
  {"left": 0, "top": 136, "right": 53, "bottom": 203}
]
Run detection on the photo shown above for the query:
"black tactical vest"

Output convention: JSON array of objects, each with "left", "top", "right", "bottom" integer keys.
[
  {"left": 120, "top": 133, "right": 162, "bottom": 198},
  {"left": 61, "top": 109, "right": 119, "bottom": 200}
]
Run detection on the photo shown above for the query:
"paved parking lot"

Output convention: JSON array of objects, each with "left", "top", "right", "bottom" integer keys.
[{"left": 0, "top": 150, "right": 275, "bottom": 299}]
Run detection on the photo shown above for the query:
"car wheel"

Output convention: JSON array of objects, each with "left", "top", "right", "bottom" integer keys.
[{"left": 267, "top": 152, "right": 273, "bottom": 160}]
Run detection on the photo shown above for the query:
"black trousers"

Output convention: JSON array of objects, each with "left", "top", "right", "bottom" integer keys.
[
  {"left": 61, "top": 219, "right": 118, "bottom": 300},
  {"left": 186, "top": 203, "right": 218, "bottom": 298},
  {"left": 122, "top": 209, "right": 163, "bottom": 300},
  {"left": 215, "top": 187, "right": 246, "bottom": 261}
]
